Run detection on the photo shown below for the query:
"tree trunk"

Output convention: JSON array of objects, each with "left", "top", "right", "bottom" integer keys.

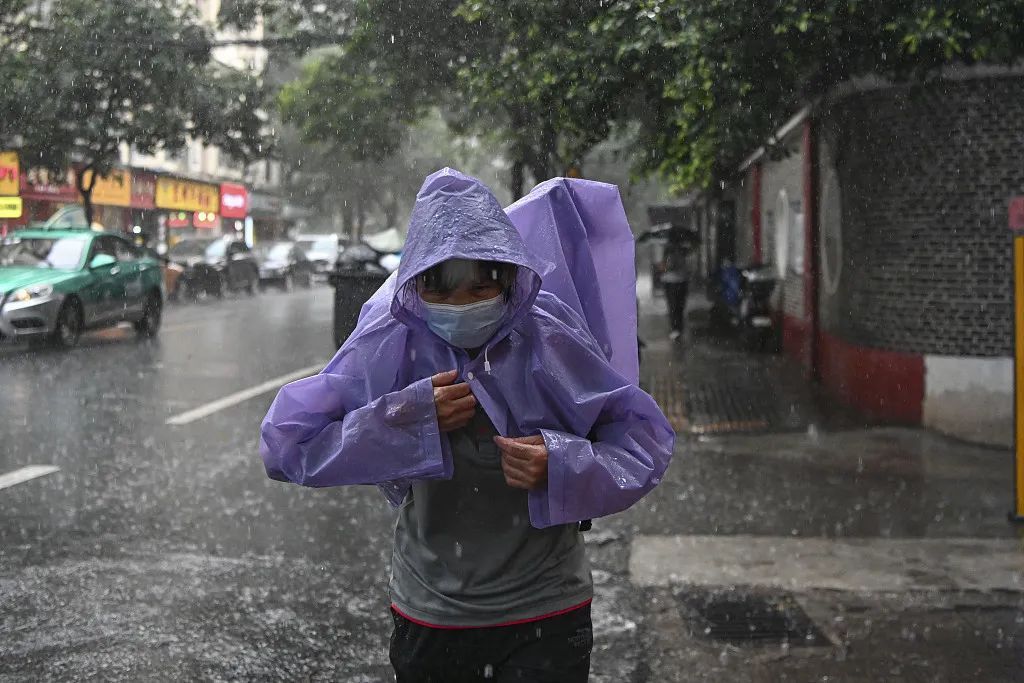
[
  {"left": 341, "top": 200, "right": 355, "bottom": 241},
  {"left": 356, "top": 193, "right": 366, "bottom": 236},
  {"left": 510, "top": 158, "right": 525, "bottom": 200},
  {"left": 383, "top": 195, "right": 399, "bottom": 228},
  {"left": 75, "top": 167, "right": 98, "bottom": 228}
]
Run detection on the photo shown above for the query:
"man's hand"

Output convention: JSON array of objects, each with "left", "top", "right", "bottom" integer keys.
[
  {"left": 431, "top": 370, "right": 476, "bottom": 432},
  {"left": 494, "top": 434, "right": 548, "bottom": 490}
]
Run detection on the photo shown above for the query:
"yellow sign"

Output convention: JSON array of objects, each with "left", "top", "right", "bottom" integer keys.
[
  {"left": 0, "top": 151, "right": 19, "bottom": 196},
  {"left": 79, "top": 168, "right": 131, "bottom": 207},
  {"left": 0, "top": 195, "right": 22, "bottom": 218},
  {"left": 155, "top": 177, "right": 219, "bottom": 213}
]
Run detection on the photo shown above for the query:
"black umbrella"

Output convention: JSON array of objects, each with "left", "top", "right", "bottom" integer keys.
[{"left": 636, "top": 222, "right": 700, "bottom": 245}]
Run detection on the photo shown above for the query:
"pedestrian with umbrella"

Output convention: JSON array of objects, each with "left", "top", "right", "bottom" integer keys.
[{"left": 639, "top": 222, "right": 699, "bottom": 341}]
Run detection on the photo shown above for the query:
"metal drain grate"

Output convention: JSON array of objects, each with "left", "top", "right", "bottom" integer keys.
[{"left": 679, "top": 592, "right": 830, "bottom": 647}]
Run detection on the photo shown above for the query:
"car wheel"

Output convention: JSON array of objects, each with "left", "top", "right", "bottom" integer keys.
[
  {"left": 212, "top": 276, "right": 226, "bottom": 299},
  {"left": 179, "top": 278, "right": 198, "bottom": 302},
  {"left": 134, "top": 292, "right": 162, "bottom": 338},
  {"left": 50, "top": 299, "right": 83, "bottom": 350},
  {"left": 282, "top": 272, "right": 294, "bottom": 292}
]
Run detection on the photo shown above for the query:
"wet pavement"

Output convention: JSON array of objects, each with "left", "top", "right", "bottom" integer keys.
[{"left": 1, "top": 282, "right": 1022, "bottom": 681}]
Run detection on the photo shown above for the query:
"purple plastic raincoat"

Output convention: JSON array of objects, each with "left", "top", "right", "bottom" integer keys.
[
  {"left": 506, "top": 177, "right": 640, "bottom": 384},
  {"left": 259, "top": 168, "right": 674, "bottom": 528}
]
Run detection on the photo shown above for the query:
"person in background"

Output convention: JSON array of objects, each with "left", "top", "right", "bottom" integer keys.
[
  {"left": 260, "top": 168, "right": 674, "bottom": 682},
  {"left": 661, "top": 227, "right": 692, "bottom": 341}
]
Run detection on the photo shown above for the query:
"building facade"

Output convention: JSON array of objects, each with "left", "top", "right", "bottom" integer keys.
[{"left": 715, "top": 72, "right": 1019, "bottom": 447}]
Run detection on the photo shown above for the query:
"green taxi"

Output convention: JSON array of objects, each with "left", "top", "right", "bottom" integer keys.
[{"left": 0, "top": 228, "right": 164, "bottom": 348}]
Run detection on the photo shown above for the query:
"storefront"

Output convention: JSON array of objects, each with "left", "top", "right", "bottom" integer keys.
[
  {"left": 249, "top": 191, "right": 286, "bottom": 243},
  {"left": 16, "top": 165, "right": 133, "bottom": 232},
  {"left": 128, "top": 170, "right": 159, "bottom": 248},
  {"left": 0, "top": 152, "right": 20, "bottom": 236},
  {"left": 219, "top": 182, "right": 249, "bottom": 242},
  {"left": 80, "top": 168, "right": 132, "bottom": 230},
  {"left": 154, "top": 176, "right": 220, "bottom": 249}
]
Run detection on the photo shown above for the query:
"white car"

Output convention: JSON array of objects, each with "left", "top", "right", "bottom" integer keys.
[{"left": 294, "top": 234, "right": 343, "bottom": 280}]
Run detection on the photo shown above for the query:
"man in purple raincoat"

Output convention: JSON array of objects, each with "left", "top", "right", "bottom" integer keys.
[{"left": 260, "top": 169, "right": 674, "bottom": 682}]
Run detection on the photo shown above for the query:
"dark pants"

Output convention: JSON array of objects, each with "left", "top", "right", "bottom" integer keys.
[
  {"left": 663, "top": 281, "right": 688, "bottom": 333},
  {"left": 389, "top": 605, "right": 593, "bottom": 683}
]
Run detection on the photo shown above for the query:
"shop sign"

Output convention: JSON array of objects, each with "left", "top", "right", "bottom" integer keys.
[
  {"left": 167, "top": 211, "right": 191, "bottom": 229},
  {"left": 78, "top": 168, "right": 131, "bottom": 207},
  {"left": 131, "top": 171, "right": 157, "bottom": 209},
  {"left": 220, "top": 183, "right": 248, "bottom": 219},
  {"left": 0, "top": 196, "right": 22, "bottom": 218},
  {"left": 156, "top": 177, "right": 219, "bottom": 213},
  {"left": 1010, "top": 196, "right": 1024, "bottom": 233},
  {"left": 249, "top": 191, "right": 282, "bottom": 215},
  {"left": 22, "top": 166, "right": 77, "bottom": 202},
  {"left": 0, "top": 152, "right": 19, "bottom": 196},
  {"left": 193, "top": 211, "right": 219, "bottom": 229}
]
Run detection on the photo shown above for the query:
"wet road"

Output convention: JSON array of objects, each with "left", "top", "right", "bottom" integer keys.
[
  {"left": 0, "top": 288, "right": 646, "bottom": 681},
  {"left": 0, "top": 287, "right": 402, "bottom": 680},
  {"left": 2, "top": 286, "right": 1021, "bottom": 681}
]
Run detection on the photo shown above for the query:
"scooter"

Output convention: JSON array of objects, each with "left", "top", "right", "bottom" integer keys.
[{"left": 709, "top": 262, "right": 778, "bottom": 351}]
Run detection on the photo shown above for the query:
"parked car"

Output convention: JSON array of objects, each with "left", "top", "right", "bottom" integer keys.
[
  {"left": 141, "top": 247, "right": 184, "bottom": 299},
  {"left": 167, "top": 236, "right": 259, "bottom": 300},
  {"left": 294, "top": 233, "right": 343, "bottom": 280},
  {"left": 256, "top": 241, "right": 316, "bottom": 290},
  {"left": 0, "top": 228, "right": 164, "bottom": 348}
]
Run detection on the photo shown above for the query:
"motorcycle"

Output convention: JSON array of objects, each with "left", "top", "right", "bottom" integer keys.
[{"left": 709, "top": 262, "right": 778, "bottom": 351}]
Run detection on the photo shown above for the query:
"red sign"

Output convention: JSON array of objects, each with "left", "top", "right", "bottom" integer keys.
[
  {"left": 21, "top": 167, "right": 77, "bottom": 202},
  {"left": 0, "top": 152, "right": 19, "bottom": 196},
  {"left": 1010, "top": 197, "right": 1024, "bottom": 233},
  {"left": 193, "top": 211, "right": 219, "bottom": 229},
  {"left": 167, "top": 211, "right": 191, "bottom": 229},
  {"left": 220, "top": 183, "right": 248, "bottom": 219},
  {"left": 131, "top": 171, "right": 157, "bottom": 209}
]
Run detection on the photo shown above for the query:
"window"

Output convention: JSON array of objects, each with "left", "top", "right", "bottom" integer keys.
[
  {"left": 788, "top": 198, "right": 804, "bottom": 276},
  {"left": 774, "top": 189, "right": 789, "bottom": 277},
  {"left": 113, "top": 238, "right": 140, "bottom": 262},
  {"left": 92, "top": 236, "right": 119, "bottom": 261}
]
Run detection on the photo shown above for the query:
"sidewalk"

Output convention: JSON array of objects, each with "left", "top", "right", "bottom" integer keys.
[{"left": 619, "top": 277, "right": 1024, "bottom": 682}]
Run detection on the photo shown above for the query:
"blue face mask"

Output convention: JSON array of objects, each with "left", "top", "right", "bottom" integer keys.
[{"left": 422, "top": 294, "right": 506, "bottom": 349}]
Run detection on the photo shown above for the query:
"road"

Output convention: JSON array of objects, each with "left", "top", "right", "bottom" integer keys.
[
  {"left": 2, "top": 286, "right": 1021, "bottom": 681},
  {"left": 0, "top": 288, "right": 647, "bottom": 681}
]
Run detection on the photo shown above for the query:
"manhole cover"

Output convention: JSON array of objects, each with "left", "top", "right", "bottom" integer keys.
[{"left": 679, "top": 592, "right": 830, "bottom": 647}]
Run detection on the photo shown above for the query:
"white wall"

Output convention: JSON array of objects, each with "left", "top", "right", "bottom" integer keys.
[
  {"left": 923, "top": 355, "right": 1014, "bottom": 448},
  {"left": 758, "top": 136, "right": 804, "bottom": 318}
]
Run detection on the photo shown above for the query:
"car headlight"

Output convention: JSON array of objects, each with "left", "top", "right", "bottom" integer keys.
[{"left": 12, "top": 284, "right": 53, "bottom": 302}]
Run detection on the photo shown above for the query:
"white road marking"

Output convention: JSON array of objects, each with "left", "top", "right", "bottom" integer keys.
[
  {"left": 165, "top": 362, "right": 326, "bottom": 426},
  {"left": 630, "top": 534, "right": 1024, "bottom": 593},
  {"left": 0, "top": 465, "right": 60, "bottom": 491}
]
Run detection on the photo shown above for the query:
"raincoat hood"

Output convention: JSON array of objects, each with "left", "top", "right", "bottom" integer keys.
[{"left": 391, "top": 168, "right": 553, "bottom": 347}]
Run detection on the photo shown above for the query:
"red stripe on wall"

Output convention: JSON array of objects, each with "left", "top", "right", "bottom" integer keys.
[
  {"left": 817, "top": 332, "right": 924, "bottom": 423},
  {"left": 802, "top": 120, "right": 820, "bottom": 379},
  {"left": 782, "top": 314, "right": 810, "bottom": 369}
]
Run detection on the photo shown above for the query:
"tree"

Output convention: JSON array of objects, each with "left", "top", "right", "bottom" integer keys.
[
  {"left": 594, "top": 0, "right": 1024, "bottom": 191},
  {"left": 451, "top": 1, "right": 620, "bottom": 195},
  {"left": 237, "top": 0, "right": 619, "bottom": 198},
  {"left": 277, "top": 105, "right": 507, "bottom": 238},
  {"left": 18, "top": 0, "right": 273, "bottom": 226},
  {"left": 0, "top": 1, "right": 47, "bottom": 148}
]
